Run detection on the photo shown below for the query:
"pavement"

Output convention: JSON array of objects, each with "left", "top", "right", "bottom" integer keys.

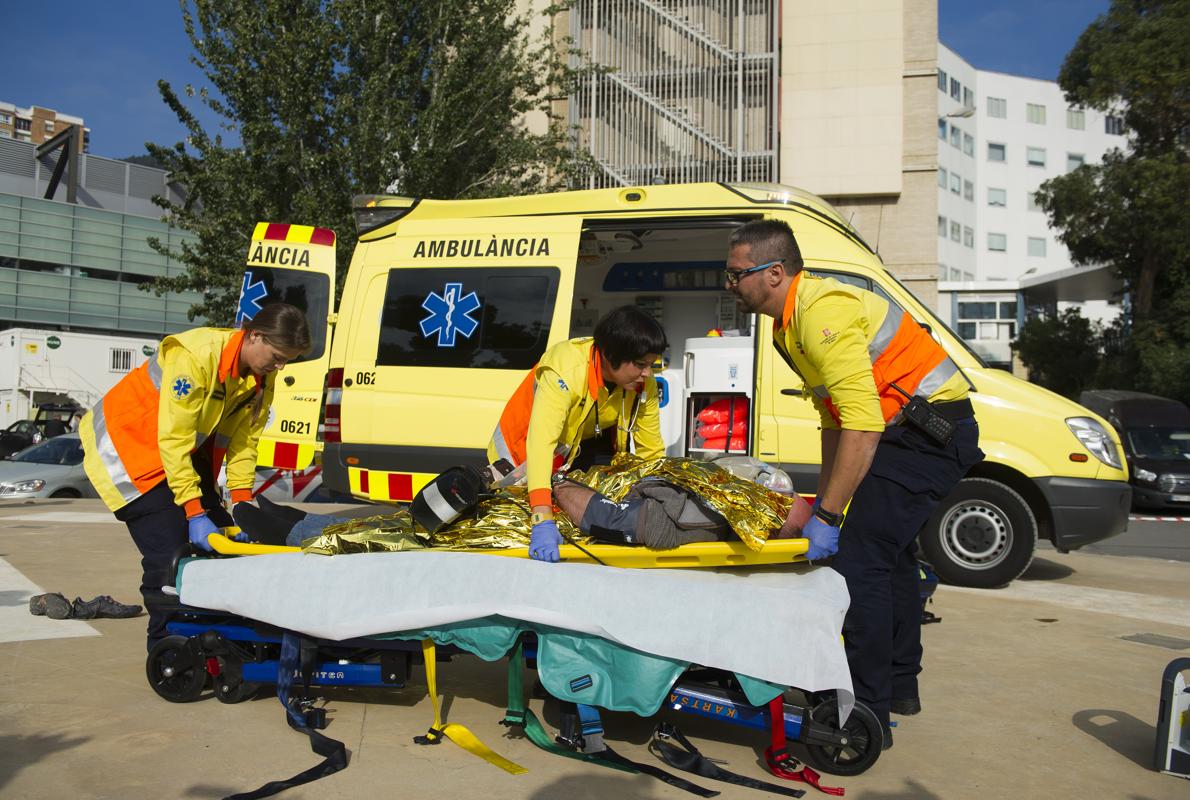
[{"left": 1, "top": 498, "right": 1189, "bottom": 800}]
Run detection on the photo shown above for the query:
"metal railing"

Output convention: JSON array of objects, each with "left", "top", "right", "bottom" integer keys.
[{"left": 569, "top": 0, "right": 779, "bottom": 188}]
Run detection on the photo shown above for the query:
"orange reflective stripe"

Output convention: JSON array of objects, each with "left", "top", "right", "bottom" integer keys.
[
  {"left": 871, "top": 311, "right": 950, "bottom": 422},
  {"left": 493, "top": 367, "right": 538, "bottom": 465}
]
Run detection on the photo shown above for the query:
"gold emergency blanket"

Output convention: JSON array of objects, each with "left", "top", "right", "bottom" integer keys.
[{"left": 302, "top": 455, "right": 793, "bottom": 555}]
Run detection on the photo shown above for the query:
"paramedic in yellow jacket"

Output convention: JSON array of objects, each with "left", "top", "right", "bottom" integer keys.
[
  {"left": 80, "top": 303, "right": 311, "bottom": 648},
  {"left": 488, "top": 305, "right": 667, "bottom": 561}
]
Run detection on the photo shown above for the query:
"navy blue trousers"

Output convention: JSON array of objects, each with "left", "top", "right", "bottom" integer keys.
[{"left": 831, "top": 417, "right": 982, "bottom": 728}]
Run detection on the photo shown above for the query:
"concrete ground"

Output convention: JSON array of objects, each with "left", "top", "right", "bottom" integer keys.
[{"left": 1, "top": 498, "right": 1188, "bottom": 800}]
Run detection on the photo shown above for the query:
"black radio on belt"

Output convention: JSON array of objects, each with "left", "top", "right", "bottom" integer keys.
[{"left": 892, "top": 383, "right": 955, "bottom": 446}]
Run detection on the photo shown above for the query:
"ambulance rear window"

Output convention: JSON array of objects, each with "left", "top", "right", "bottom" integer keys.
[
  {"left": 238, "top": 268, "right": 330, "bottom": 362},
  {"left": 376, "top": 267, "right": 559, "bottom": 369}
]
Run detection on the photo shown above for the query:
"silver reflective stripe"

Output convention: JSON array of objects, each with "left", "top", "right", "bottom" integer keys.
[
  {"left": 868, "top": 306, "right": 904, "bottom": 363},
  {"left": 915, "top": 358, "right": 959, "bottom": 398},
  {"left": 213, "top": 433, "right": 231, "bottom": 449},
  {"left": 491, "top": 424, "right": 514, "bottom": 462},
  {"left": 420, "top": 481, "right": 460, "bottom": 525},
  {"left": 811, "top": 384, "right": 830, "bottom": 399},
  {"left": 90, "top": 400, "right": 140, "bottom": 503},
  {"left": 146, "top": 357, "right": 163, "bottom": 389}
]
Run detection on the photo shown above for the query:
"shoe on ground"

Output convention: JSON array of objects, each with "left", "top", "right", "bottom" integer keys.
[
  {"left": 71, "top": 595, "right": 143, "bottom": 619},
  {"left": 29, "top": 593, "right": 73, "bottom": 620},
  {"left": 890, "top": 696, "right": 921, "bottom": 716},
  {"left": 882, "top": 727, "right": 893, "bottom": 751}
]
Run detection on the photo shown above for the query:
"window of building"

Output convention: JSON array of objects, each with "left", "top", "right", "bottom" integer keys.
[
  {"left": 938, "top": 215, "right": 947, "bottom": 237},
  {"left": 1067, "top": 108, "right": 1085, "bottom": 130},
  {"left": 1105, "top": 115, "right": 1125, "bottom": 135},
  {"left": 1026, "top": 103, "right": 1047, "bottom": 124},
  {"left": 950, "top": 125, "right": 961, "bottom": 148},
  {"left": 938, "top": 263, "right": 948, "bottom": 281},
  {"left": 110, "top": 348, "right": 134, "bottom": 373},
  {"left": 1027, "top": 191, "right": 1042, "bottom": 211},
  {"left": 963, "top": 132, "right": 974, "bottom": 156},
  {"left": 950, "top": 221, "right": 961, "bottom": 242},
  {"left": 987, "top": 96, "right": 1007, "bottom": 118},
  {"left": 1026, "top": 147, "right": 1046, "bottom": 167},
  {"left": 988, "top": 187, "right": 1007, "bottom": 207},
  {"left": 15, "top": 118, "right": 31, "bottom": 132},
  {"left": 937, "top": 167, "right": 947, "bottom": 188},
  {"left": 1028, "top": 237, "right": 1047, "bottom": 257},
  {"left": 956, "top": 300, "right": 1017, "bottom": 344},
  {"left": 0, "top": 112, "right": 11, "bottom": 124},
  {"left": 938, "top": 69, "right": 948, "bottom": 92},
  {"left": 1067, "top": 152, "right": 1085, "bottom": 171},
  {"left": 988, "top": 232, "right": 1007, "bottom": 252},
  {"left": 964, "top": 179, "right": 974, "bottom": 201},
  {"left": 988, "top": 142, "right": 1006, "bottom": 162},
  {"left": 964, "top": 226, "right": 974, "bottom": 248},
  {"left": 44, "top": 121, "right": 55, "bottom": 132},
  {"left": 949, "top": 173, "right": 960, "bottom": 195},
  {"left": 938, "top": 118, "right": 947, "bottom": 140},
  {"left": 963, "top": 87, "right": 974, "bottom": 108},
  {"left": 950, "top": 77, "right": 961, "bottom": 100},
  {"left": 0, "top": 130, "right": 10, "bottom": 139}
]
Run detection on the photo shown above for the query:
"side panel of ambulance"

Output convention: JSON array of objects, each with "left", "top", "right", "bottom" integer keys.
[{"left": 322, "top": 203, "right": 583, "bottom": 502}]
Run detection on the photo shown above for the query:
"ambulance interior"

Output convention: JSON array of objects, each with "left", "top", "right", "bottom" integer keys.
[{"left": 570, "top": 222, "right": 760, "bottom": 458}]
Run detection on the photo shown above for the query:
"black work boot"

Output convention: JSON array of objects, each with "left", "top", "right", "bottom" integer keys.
[
  {"left": 70, "top": 596, "right": 143, "bottom": 619},
  {"left": 890, "top": 697, "right": 922, "bottom": 716},
  {"left": 29, "top": 593, "right": 73, "bottom": 620}
]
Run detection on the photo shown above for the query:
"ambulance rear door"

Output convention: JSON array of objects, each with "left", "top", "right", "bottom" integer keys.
[{"left": 238, "top": 222, "right": 337, "bottom": 469}]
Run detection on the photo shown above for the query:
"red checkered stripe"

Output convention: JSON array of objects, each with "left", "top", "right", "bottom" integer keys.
[{"left": 252, "top": 221, "right": 336, "bottom": 247}]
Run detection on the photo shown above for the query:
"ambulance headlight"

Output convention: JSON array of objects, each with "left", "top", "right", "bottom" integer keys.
[{"left": 1065, "top": 417, "right": 1122, "bottom": 469}]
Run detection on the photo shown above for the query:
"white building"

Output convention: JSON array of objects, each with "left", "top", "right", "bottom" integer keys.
[
  {"left": 0, "top": 328, "right": 159, "bottom": 428},
  {"left": 935, "top": 44, "right": 1126, "bottom": 368}
]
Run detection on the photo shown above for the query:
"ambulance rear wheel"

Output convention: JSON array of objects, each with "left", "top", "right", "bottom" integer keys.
[
  {"left": 802, "top": 697, "right": 882, "bottom": 776},
  {"left": 146, "top": 636, "right": 206, "bottom": 703}
]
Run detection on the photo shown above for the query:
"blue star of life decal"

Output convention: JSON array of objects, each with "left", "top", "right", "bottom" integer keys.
[
  {"left": 419, "top": 282, "right": 480, "bottom": 347},
  {"left": 236, "top": 271, "right": 269, "bottom": 326},
  {"left": 172, "top": 376, "right": 193, "bottom": 400}
]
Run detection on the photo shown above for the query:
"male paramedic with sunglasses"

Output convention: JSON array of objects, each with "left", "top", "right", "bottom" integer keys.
[{"left": 725, "top": 219, "right": 983, "bottom": 749}]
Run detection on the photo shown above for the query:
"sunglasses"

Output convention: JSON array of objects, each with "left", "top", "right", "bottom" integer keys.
[{"left": 724, "top": 259, "right": 784, "bottom": 287}]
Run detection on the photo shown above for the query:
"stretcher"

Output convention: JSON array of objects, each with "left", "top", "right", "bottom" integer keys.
[{"left": 149, "top": 538, "right": 883, "bottom": 797}]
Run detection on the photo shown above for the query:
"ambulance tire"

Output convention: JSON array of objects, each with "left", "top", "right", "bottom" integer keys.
[
  {"left": 918, "top": 477, "right": 1036, "bottom": 589},
  {"left": 146, "top": 635, "right": 207, "bottom": 703},
  {"left": 803, "top": 696, "right": 883, "bottom": 776}
]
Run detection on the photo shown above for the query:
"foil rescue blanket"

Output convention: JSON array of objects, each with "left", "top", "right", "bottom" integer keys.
[{"left": 179, "top": 550, "right": 853, "bottom": 715}]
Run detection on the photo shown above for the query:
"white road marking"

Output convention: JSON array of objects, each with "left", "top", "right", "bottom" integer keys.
[
  {"left": 947, "top": 581, "right": 1190, "bottom": 629},
  {"left": 1129, "top": 515, "right": 1190, "bottom": 523},
  {"left": 0, "top": 557, "right": 98, "bottom": 644},
  {"left": 0, "top": 511, "right": 118, "bottom": 525}
]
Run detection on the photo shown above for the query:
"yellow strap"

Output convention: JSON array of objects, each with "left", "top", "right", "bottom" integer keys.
[{"left": 420, "top": 639, "right": 528, "bottom": 775}]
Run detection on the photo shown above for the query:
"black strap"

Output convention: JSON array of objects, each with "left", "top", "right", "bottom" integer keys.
[
  {"left": 650, "top": 723, "right": 806, "bottom": 798},
  {"left": 596, "top": 744, "right": 721, "bottom": 798},
  {"left": 223, "top": 633, "right": 348, "bottom": 800}
]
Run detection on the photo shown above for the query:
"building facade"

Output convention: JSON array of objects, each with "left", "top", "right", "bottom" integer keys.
[{"left": 0, "top": 102, "right": 90, "bottom": 153}]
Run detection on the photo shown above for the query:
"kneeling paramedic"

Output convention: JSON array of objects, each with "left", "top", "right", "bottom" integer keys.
[
  {"left": 80, "top": 303, "right": 312, "bottom": 649},
  {"left": 725, "top": 219, "right": 983, "bottom": 745},
  {"left": 488, "top": 305, "right": 667, "bottom": 562}
]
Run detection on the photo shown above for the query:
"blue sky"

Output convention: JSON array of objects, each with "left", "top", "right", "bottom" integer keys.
[{"left": 0, "top": 1, "right": 1112, "bottom": 160}]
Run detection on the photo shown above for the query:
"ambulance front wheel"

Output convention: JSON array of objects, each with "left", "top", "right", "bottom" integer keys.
[
  {"left": 802, "top": 697, "right": 882, "bottom": 776},
  {"left": 146, "top": 635, "right": 206, "bottom": 703}
]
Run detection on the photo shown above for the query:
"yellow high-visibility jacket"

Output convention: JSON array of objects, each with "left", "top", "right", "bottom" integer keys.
[
  {"left": 488, "top": 337, "right": 663, "bottom": 508},
  {"left": 80, "top": 328, "right": 273, "bottom": 516}
]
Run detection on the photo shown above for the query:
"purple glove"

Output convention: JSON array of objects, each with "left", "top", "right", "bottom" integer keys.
[
  {"left": 529, "top": 520, "right": 562, "bottom": 562},
  {"left": 187, "top": 513, "right": 219, "bottom": 552},
  {"left": 802, "top": 514, "right": 840, "bottom": 562}
]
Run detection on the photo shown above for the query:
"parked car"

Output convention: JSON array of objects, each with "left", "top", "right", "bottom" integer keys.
[
  {"left": 1079, "top": 390, "right": 1190, "bottom": 511},
  {"left": 0, "top": 434, "right": 98, "bottom": 500},
  {"left": 0, "top": 403, "right": 81, "bottom": 459}
]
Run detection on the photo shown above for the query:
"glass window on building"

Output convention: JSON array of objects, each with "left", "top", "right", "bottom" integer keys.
[
  {"left": 1027, "top": 146, "right": 1046, "bottom": 167},
  {"left": 963, "top": 132, "right": 974, "bottom": 156},
  {"left": 950, "top": 125, "right": 961, "bottom": 148},
  {"left": 1028, "top": 237, "right": 1047, "bottom": 257},
  {"left": 1067, "top": 108, "right": 1085, "bottom": 130},
  {"left": 950, "top": 173, "right": 961, "bottom": 194},
  {"left": 938, "top": 167, "right": 947, "bottom": 188},
  {"left": 951, "top": 77, "right": 961, "bottom": 100},
  {"left": 964, "top": 179, "right": 974, "bottom": 201},
  {"left": 938, "top": 118, "right": 947, "bottom": 140},
  {"left": 956, "top": 299, "right": 1017, "bottom": 343},
  {"left": 938, "top": 69, "right": 948, "bottom": 92},
  {"left": 964, "top": 226, "right": 974, "bottom": 248},
  {"left": 988, "top": 187, "right": 1007, "bottom": 207},
  {"left": 0, "top": 112, "right": 12, "bottom": 124},
  {"left": 938, "top": 215, "right": 947, "bottom": 237},
  {"left": 1027, "top": 191, "right": 1042, "bottom": 211},
  {"left": 988, "top": 142, "right": 1006, "bottom": 162},
  {"left": 15, "top": 118, "right": 31, "bottom": 132},
  {"left": 1067, "top": 153, "right": 1085, "bottom": 171},
  {"left": 987, "top": 96, "right": 1007, "bottom": 118},
  {"left": 963, "top": 87, "right": 974, "bottom": 108},
  {"left": 44, "top": 121, "right": 55, "bottom": 132},
  {"left": 988, "top": 232, "right": 1007, "bottom": 252},
  {"left": 1106, "top": 115, "right": 1125, "bottom": 135},
  {"left": 938, "top": 263, "right": 948, "bottom": 281},
  {"left": 950, "top": 221, "right": 961, "bottom": 242},
  {"left": 1026, "top": 103, "right": 1047, "bottom": 124}
]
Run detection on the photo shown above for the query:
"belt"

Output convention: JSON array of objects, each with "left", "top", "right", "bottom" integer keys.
[{"left": 931, "top": 397, "right": 974, "bottom": 421}]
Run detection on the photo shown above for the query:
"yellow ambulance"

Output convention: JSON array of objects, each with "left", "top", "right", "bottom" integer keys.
[{"left": 244, "top": 182, "right": 1130, "bottom": 588}]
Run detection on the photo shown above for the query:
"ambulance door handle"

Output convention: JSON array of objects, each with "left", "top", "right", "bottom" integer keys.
[
  {"left": 780, "top": 388, "right": 802, "bottom": 396},
  {"left": 283, "top": 376, "right": 295, "bottom": 386}
]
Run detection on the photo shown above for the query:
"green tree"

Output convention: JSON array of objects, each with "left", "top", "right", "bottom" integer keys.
[
  {"left": 1012, "top": 308, "right": 1104, "bottom": 399},
  {"left": 146, "top": 0, "right": 584, "bottom": 324},
  {"left": 1035, "top": 0, "right": 1190, "bottom": 403}
]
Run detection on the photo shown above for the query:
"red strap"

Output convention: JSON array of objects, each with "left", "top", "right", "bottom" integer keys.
[{"left": 766, "top": 697, "right": 846, "bottom": 796}]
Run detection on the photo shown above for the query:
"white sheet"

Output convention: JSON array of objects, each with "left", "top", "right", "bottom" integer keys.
[{"left": 181, "top": 551, "right": 853, "bottom": 706}]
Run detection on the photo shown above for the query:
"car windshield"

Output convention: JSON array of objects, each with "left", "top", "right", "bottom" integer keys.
[
  {"left": 1126, "top": 428, "right": 1190, "bottom": 460},
  {"left": 10, "top": 437, "right": 84, "bottom": 466}
]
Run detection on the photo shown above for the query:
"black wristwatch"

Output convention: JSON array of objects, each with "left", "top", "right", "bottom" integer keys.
[{"left": 815, "top": 506, "right": 845, "bottom": 527}]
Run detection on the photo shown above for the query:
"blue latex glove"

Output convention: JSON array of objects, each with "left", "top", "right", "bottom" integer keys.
[
  {"left": 232, "top": 529, "right": 250, "bottom": 543},
  {"left": 529, "top": 520, "right": 562, "bottom": 563},
  {"left": 802, "top": 514, "right": 840, "bottom": 562},
  {"left": 188, "top": 513, "right": 219, "bottom": 552}
]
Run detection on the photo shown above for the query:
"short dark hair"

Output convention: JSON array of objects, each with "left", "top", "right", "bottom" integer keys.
[
  {"left": 728, "top": 219, "right": 804, "bottom": 275},
  {"left": 593, "top": 305, "right": 668, "bottom": 366}
]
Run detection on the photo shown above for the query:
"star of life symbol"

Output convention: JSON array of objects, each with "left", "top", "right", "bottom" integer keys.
[
  {"left": 236, "top": 271, "right": 269, "bottom": 326},
  {"left": 420, "top": 282, "right": 480, "bottom": 347},
  {"left": 172, "top": 377, "right": 193, "bottom": 399}
]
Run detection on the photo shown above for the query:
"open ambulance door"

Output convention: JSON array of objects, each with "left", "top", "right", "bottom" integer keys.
[
  {"left": 238, "top": 222, "right": 337, "bottom": 470},
  {"left": 753, "top": 312, "right": 823, "bottom": 495}
]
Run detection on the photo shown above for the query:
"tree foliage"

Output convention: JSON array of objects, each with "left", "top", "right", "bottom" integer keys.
[
  {"left": 1012, "top": 308, "right": 1105, "bottom": 399},
  {"left": 145, "top": 0, "right": 585, "bottom": 324},
  {"left": 1035, "top": 0, "right": 1190, "bottom": 403}
]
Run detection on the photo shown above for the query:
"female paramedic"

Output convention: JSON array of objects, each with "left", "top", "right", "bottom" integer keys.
[
  {"left": 80, "top": 303, "right": 311, "bottom": 648},
  {"left": 487, "top": 305, "right": 667, "bottom": 562}
]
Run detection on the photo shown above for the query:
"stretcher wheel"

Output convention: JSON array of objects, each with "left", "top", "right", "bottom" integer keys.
[
  {"left": 213, "top": 657, "right": 258, "bottom": 704},
  {"left": 802, "top": 697, "right": 882, "bottom": 776},
  {"left": 146, "top": 635, "right": 206, "bottom": 703}
]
